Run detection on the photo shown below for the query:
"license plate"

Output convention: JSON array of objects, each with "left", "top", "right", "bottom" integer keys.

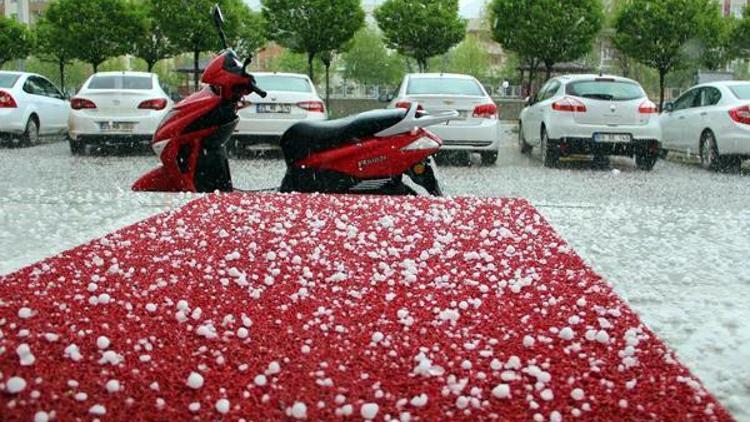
[
  {"left": 594, "top": 133, "right": 631, "bottom": 143},
  {"left": 99, "top": 122, "right": 134, "bottom": 132},
  {"left": 257, "top": 103, "right": 291, "bottom": 114}
]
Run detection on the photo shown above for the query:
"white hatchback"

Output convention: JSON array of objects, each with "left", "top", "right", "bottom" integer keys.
[
  {"left": 519, "top": 74, "right": 661, "bottom": 170},
  {"left": 660, "top": 81, "right": 750, "bottom": 172},
  {"left": 233, "top": 72, "right": 326, "bottom": 155},
  {"left": 389, "top": 73, "right": 500, "bottom": 165},
  {"left": 68, "top": 72, "right": 172, "bottom": 154},
  {"left": 0, "top": 71, "right": 69, "bottom": 146}
]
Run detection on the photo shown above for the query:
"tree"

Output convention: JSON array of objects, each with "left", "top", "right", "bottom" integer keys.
[
  {"left": 0, "top": 16, "right": 33, "bottom": 68},
  {"left": 732, "top": 7, "right": 750, "bottom": 60},
  {"left": 695, "top": 2, "right": 736, "bottom": 71},
  {"left": 614, "top": 0, "right": 719, "bottom": 110},
  {"left": 341, "top": 27, "right": 404, "bottom": 86},
  {"left": 445, "top": 34, "right": 491, "bottom": 79},
  {"left": 35, "top": 10, "right": 75, "bottom": 91},
  {"left": 131, "top": 0, "right": 178, "bottom": 72},
  {"left": 262, "top": 0, "right": 364, "bottom": 108},
  {"left": 154, "top": 0, "right": 252, "bottom": 91},
  {"left": 50, "top": 0, "right": 142, "bottom": 72},
  {"left": 232, "top": 5, "right": 267, "bottom": 61},
  {"left": 268, "top": 50, "right": 324, "bottom": 83},
  {"left": 375, "top": 0, "right": 466, "bottom": 72}
]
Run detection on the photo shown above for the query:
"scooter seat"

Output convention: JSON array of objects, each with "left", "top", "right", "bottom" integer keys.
[{"left": 280, "top": 108, "right": 406, "bottom": 163}]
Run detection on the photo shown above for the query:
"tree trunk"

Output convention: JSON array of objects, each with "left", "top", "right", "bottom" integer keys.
[
  {"left": 544, "top": 62, "right": 553, "bottom": 81},
  {"left": 658, "top": 68, "right": 666, "bottom": 112},
  {"left": 58, "top": 59, "right": 65, "bottom": 93},
  {"left": 324, "top": 62, "right": 330, "bottom": 112},
  {"left": 93, "top": 62, "right": 99, "bottom": 73},
  {"left": 307, "top": 52, "right": 315, "bottom": 82},
  {"left": 193, "top": 50, "right": 200, "bottom": 91},
  {"left": 147, "top": 61, "right": 155, "bottom": 73}
]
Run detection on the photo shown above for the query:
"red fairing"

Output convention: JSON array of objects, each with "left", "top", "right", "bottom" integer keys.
[
  {"left": 153, "top": 87, "right": 221, "bottom": 143},
  {"left": 202, "top": 53, "right": 251, "bottom": 100},
  {"left": 297, "top": 129, "right": 442, "bottom": 179},
  {"left": 131, "top": 166, "right": 183, "bottom": 192}
]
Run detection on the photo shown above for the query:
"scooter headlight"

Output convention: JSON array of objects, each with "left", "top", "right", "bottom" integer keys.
[{"left": 402, "top": 136, "right": 440, "bottom": 151}]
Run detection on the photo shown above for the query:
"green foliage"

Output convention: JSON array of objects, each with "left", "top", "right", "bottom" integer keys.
[
  {"left": 233, "top": 5, "right": 267, "bottom": 60},
  {"left": 341, "top": 27, "right": 405, "bottom": 86},
  {"left": 375, "top": 0, "right": 466, "bottom": 72},
  {"left": 733, "top": 7, "right": 750, "bottom": 59},
  {"left": 445, "top": 34, "right": 491, "bottom": 79},
  {"left": 0, "top": 15, "right": 33, "bottom": 68},
  {"left": 262, "top": 0, "right": 365, "bottom": 80},
  {"left": 267, "top": 50, "right": 325, "bottom": 84},
  {"left": 131, "top": 0, "right": 178, "bottom": 72},
  {"left": 614, "top": 0, "right": 721, "bottom": 108},
  {"left": 694, "top": 2, "right": 736, "bottom": 70}
]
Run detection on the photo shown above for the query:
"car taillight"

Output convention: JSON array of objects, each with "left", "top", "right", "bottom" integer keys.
[
  {"left": 728, "top": 105, "right": 750, "bottom": 125},
  {"left": 473, "top": 103, "right": 498, "bottom": 119},
  {"left": 297, "top": 101, "right": 325, "bottom": 113},
  {"left": 552, "top": 97, "right": 587, "bottom": 112},
  {"left": 71, "top": 98, "right": 97, "bottom": 110},
  {"left": 0, "top": 90, "right": 16, "bottom": 108},
  {"left": 638, "top": 100, "right": 658, "bottom": 114},
  {"left": 138, "top": 98, "right": 168, "bottom": 110},
  {"left": 395, "top": 101, "right": 424, "bottom": 111}
]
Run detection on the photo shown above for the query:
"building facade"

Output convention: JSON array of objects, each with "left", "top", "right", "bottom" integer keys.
[{"left": 1, "top": 0, "right": 49, "bottom": 24}]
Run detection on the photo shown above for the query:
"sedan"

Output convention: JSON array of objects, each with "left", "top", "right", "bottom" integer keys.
[
  {"left": 68, "top": 72, "right": 172, "bottom": 155},
  {"left": 660, "top": 81, "right": 749, "bottom": 172},
  {"left": 519, "top": 74, "right": 661, "bottom": 170},
  {"left": 0, "top": 71, "right": 69, "bottom": 146},
  {"left": 233, "top": 72, "right": 326, "bottom": 155},
  {"left": 389, "top": 73, "right": 500, "bottom": 165}
]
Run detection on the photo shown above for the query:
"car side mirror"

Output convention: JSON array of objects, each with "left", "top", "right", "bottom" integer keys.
[
  {"left": 662, "top": 102, "right": 673, "bottom": 113},
  {"left": 378, "top": 93, "right": 393, "bottom": 103}
]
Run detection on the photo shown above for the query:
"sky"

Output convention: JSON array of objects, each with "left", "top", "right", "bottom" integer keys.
[{"left": 243, "top": 0, "right": 485, "bottom": 18}]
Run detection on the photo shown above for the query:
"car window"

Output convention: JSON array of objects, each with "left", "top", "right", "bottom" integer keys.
[
  {"left": 406, "top": 77, "right": 484, "bottom": 96},
  {"left": 533, "top": 80, "right": 553, "bottom": 103},
  {"left": 254, "top": 75, "right": 312, "bottom": 93},
  {"left": 0, "top": 73, "right": 21, "bottom": 88},
  {"left": 88, "top": 75, "right": 153, "bottom": 90},
  {"left": 566, "top": 79, "right": 645, "bottom": 101},
  {"left": 729, "top": 84, "right": 750, "bottom": 100},
  {"left": 691, "top": 88, "right": 705, "bottom": 108},
  {"left": 673, "top": 89, "right": 697, "bottom": 111},
  {"left": 23, "top": 77, "right": 46, "bottom": 96},
  {"left": 540, "top": 80, "right": 560, "bottom": 101},
  {"left": 703, "top": 87, "right": 721, "bottom": 106},
  {"left": 36, "top": 77, "right": 64, "bottom": 100}
]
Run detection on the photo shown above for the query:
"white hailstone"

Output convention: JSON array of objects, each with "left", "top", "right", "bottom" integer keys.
[
  {"left": 341, "top": 404, "right": 353, "bottom": 416},
  {"left": 254, "top": 375, "right": 267, "bottom": 386},
  {"left": 361, "top": 403, "right": 379, "bottom": 420},
  {"left": 33, "top": 411, "right": 49, "bottom": 422},
  {"left": 145, "top": 303, "right": 157, "bottom": 312},
  {"left": 371, "top": 332, "right": 384, "bottom": 343},
  {"left": 523, "top": 335, "right": 536, "bottom": 348},
  {"left": 96, "top": 336, "right": 111, "bottom": 349},
  {"left": 97, "top": 293, "right": 111, "bottom": 304},
  {"left": 74, "top": 392, "right": 88, "bottom": 401},
  {"left": 44, "top": 333, "right": 59, "bottom": 342},
  {"left": 237, "top": 327, "right": 249, "bottom": 339},
  {"left": 105, "top": 379, "right": 121, "bottom": 393},
  {"left": 89, "top": 404, "right": 106, "bottom": 416},
  {"left": 550, "top": 410, "right": 562, "bottom": 422},
  {"left": 18, "top": 307, "right": 33, "bottom": 319},
  {"left": 595, "top": 330, "right": 610, "bottom": 344},
  {"left": 177, "top": 300, "right": 189, "bottom": 311},
  {"left": 491, "top": 384, "right": 510, "bottom": 399},
  {"left": 301, "top": 345, "right": 311, "bottom": 354},
  {"left": 267, "top": 361, "right": 281, "bottom": 375},
  {"left": 490, "top": 359, "right": 503, "bottom": 370},
  {"left": 16, "top": 343, "right": 35, "bottom": 366},
  {"left": 559, "top": 327, "right": 575, "bottom": 341},
  {"left": 215, "top": 398, "right": 230, "bottom": 414},
  {"left": 6, "top": 376, "right": 27, "bottom": 394},
  {"left": 571, "top": 388, "right": 585, "bottom": 401},
  {"left": 410, "top": 393, "right": 428, "bottom": 407},
  {"left": 87, "top": 283, "right": 98, "bottom": 292},
  {"left": 540, "top": 389, "right": 554, "bottom": 401},
  {"left": 189, "top": 402, "right": 201, "bottom": 412},
  {"left": 290, "top": 402, "right": 307, "bottom": 419},
  {"left": 187, "top": 372, "right": 204, "bottom": 389}
]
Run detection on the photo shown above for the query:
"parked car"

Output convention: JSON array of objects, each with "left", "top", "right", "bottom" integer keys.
[
  {"left": 388, "top": 73, "right": 500, "bottom": 165},
  {"left": 68, "top": 72, "right": 172, "bottom": 154},
  {"left": 519, "top": 74, "right": 661, "bottom": 170},
  {"left": 0, "top": 71, "right": 69, "bottom": 146},
  {"left": 233, "top": 72, "right": 326, "bottom": 155},
  {"left": 660, "top": 81, "right": 750, "bottom": 172}
]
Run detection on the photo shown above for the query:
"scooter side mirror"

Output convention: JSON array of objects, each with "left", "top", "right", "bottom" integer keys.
[{"left": 212, "top": 4, "right": 228, "bottom": 50}]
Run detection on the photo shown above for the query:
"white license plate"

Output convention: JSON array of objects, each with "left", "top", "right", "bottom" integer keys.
[
  {"left": 257, "top": 104, "right": 291, "bottom": 114},
  {"left": 99, "top": 122, "right": 134, "bottom": 132},
  {"left": 594, "top": 133, "right": 631, "bottom": 143}
]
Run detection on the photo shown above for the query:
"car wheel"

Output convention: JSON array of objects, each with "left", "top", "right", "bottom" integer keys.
[
  {"left": 518, "top": 124, "right": 532, "bottom": 154},
  {"left": 540, "top": 127, "right": 558, "bottom": 168},
  {"left": 481, "top": 151, "right": 498, "bottom": 165},
  {"left": 635, "top": 151, "right": 657, "bottom": 171},
  {"left": 699, "top": 130, "right": 740, "bottom": 172},
  {"left": 22, "top": 117, "right": 40, "bottom": 147},
  {"left": 68, "top": 137, "right": 85, "bottom": 155}
]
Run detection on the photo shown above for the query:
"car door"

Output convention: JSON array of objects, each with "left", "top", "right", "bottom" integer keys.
[
  {"left": 36, "top": 77, "right": 69, "bottom": 134},
  {"left": 524, "top": 80, "right": 557, "bottom": 145},
  {"left": 676, "top": 88, "right": 709, "bottom": 154},
  {"left": 661, "top": 89, "right": 697, "bottom": 151},
  {"left": 23, "top": 77, "right": 58, "bottom": 135},
  {"left": 695, "top": 86, "right": 722, "bottom": 152}
]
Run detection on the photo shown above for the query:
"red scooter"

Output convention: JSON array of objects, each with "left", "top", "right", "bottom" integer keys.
[{"left": 133, "top": 5, "right": 456, "bottom": 196}]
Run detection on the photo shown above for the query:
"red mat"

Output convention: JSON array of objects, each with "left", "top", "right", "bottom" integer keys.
[{"left": 0, "top": 194, "right": 731, "bottom": 421}]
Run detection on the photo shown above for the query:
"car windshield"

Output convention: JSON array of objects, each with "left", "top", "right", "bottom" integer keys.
[
  {"left": 254, "top": 75, "right": 312, "bottom": 93},
  {"left": 406, "top": 77, "right": 484, "bottom": 96},
  {"left": 566, "top": 79, "right": 645, "bottom": 101},
  {"left": 0, "top": 73, "right": 20, "bottom": 88},
  {"left": 729, "top": 84, "right": 750, "bottom": 100},
  {"left": 88, "top": 75, "right": 153, "bottom": 90}
]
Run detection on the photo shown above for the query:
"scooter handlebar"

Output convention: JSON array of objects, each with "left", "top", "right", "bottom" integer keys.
[{"left": 252, "top": 85, "right": 267, "bottom": 98}]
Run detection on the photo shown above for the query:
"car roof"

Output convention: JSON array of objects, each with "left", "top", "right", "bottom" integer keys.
[
  {"left": 556, "top": 74, "right": 639, "bottom": 84},
  {"left": 89, "top": 71, "right": 156, "bottom": 78},
  {"left": 0, "top": 71, "right": 41, "bottom": 79},
  {"left": 696, "top": 80, "right": 750, "bottom": 88},
  {"left": 253, "top": 72, "right": 311, "bottom": 79},
  {"left": 406, "top": 73, "right": 478, "bottom": 80}
]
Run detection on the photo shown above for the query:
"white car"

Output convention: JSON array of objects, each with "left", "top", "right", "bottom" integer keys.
[
  {"left": 68, "top": 72, "right": 172, "bottom": 155},
  {"left": 233, "top": 72, "right": 326, "bottom": 155},
  {"left": 660, "top": 81, "right": 750, "bottom": 172},
  {"left": 519, "top": 74, "right": 661, "bottom": 170},
  {"left": 389, "top": 73, "right": 500, "bottom": 165},
  {"left": 0, "top": 71, "right": 69, "bottom": 146}
]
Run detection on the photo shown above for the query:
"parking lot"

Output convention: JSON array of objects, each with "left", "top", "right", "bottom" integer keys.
[{"left": 1, "top": 126, "right": 749, "bottom": 417}]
